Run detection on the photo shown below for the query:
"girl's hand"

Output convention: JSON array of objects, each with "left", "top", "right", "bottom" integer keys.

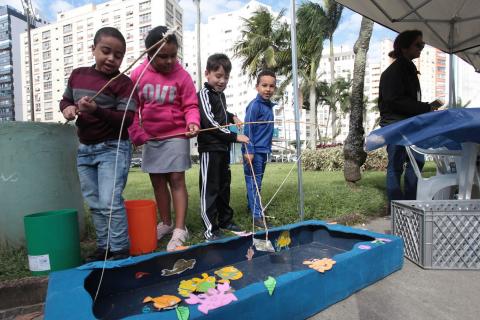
[
  {"left": 78, "top": 96, "right": 97, "bottom": 113},
  {"left": 62, "top": 105, "right": 78, "bottom": 120},
  {"left": 186, "top": 123, "right": 199, "bottom": 137}
]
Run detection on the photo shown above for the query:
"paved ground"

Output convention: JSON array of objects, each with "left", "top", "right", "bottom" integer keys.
[{"left": 310, "top": 217, "right": 480, "bottom": 320}]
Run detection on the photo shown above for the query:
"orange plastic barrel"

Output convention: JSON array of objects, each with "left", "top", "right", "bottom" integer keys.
[{"left": 125, "top": 200, "right": 157, "bottom": 255}]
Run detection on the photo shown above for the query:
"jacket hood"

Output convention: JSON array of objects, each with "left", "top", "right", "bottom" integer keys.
[{"left": 138, "top": 58, "right": 182, "bottom": 75}]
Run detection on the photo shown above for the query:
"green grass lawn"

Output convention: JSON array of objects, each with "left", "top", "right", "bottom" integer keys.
[
  {"left": 0, "top": 162, "right": 437, "bottom": 281},
  {"left": 124, "top": 163, "right": 388, "bottom": 244}
]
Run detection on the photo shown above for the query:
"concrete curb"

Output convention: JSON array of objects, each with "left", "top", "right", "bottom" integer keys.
[{"left": 0, "top": 277, "right": 47, "bottom": 320}]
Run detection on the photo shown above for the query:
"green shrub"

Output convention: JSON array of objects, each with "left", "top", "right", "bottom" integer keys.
[{"left": 303, "top": 146, "right": 387, "bottom": 171}]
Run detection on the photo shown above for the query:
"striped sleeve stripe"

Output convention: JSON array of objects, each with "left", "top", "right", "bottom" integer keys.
[{"left": 199, "top": 88, "right": 230, "bottom": 134}]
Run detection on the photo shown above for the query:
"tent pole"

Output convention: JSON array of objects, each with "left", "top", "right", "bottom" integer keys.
[
  {"left": 447, "top": 21, "right": 456, "bottom": 107},
  {"left": 289, "top": 0, "right": 305, "bottom": 220}
]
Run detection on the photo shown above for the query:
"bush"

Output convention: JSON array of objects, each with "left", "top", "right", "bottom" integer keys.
[{"left": 303, "top": 146, "right": 387, "bottom": 171}]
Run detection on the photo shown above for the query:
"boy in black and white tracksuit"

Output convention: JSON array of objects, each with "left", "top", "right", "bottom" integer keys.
[{"left": 197, "top": 54, "right": 249, "bottom": 240}]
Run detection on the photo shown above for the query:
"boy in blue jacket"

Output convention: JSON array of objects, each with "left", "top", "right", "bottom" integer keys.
[{"left": 242, "top": 70, "right": 276, "bottom": 227}]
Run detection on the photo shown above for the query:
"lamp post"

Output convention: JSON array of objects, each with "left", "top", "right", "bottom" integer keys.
[{"left": 193, "top": 0, "right": 202, "bottom": 89}]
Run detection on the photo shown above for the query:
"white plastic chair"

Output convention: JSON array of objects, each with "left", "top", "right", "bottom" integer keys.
[{"left": 405, "top": 146, "right": 462, "bottom": 200}]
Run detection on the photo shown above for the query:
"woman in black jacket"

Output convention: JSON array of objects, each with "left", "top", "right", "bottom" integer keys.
[{"left": 378, "top": 30, "right": 443, "bottom": 210}]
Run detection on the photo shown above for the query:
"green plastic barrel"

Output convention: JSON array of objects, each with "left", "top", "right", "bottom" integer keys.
[{"left": 24, "top": 209, "right": 82, "bottom": 275}]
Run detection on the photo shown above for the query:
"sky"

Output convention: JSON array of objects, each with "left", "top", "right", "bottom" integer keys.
[{"left": 4, "top": 0, "right": 397, "bottom": 54}]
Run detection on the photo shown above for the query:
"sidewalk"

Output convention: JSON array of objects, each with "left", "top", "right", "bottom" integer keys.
[{"left": 310, "top": 217, "right": 480, "bottom": 320}]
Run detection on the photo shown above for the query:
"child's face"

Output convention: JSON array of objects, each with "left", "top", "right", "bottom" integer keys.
[
  {"left": 92, "top": 35, "right": 125, "bottom": 75},
  {"left": 205, "top": 66, "right": 230, "bottom": 92},
  {"left": 150, "top": 42, "right": 178, "bottom": 74},
  {"left": 256, "top": 75, "right": 276, "bottom": 100}
]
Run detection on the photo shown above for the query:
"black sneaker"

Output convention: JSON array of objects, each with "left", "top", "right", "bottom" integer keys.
[
  {"left": 108, "top": 249, "right": 130, "bottom": 261},
  {"left": 205, "top": 230, "right": 225, "bottom": 242},
  {"left": 85, "top": 248, "right": 109, "bottom": 263},
  {"left": 220, "top": 222, "right": 242, "bottom": 232},
  {"left": 254, "top": 218, "right": 272, "bottom": 228}
]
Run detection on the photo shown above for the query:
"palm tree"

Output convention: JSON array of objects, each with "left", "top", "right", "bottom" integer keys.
[
  {"left": 233, "top": 8, "right": 291, "bottom": 80},
  {"left": 343, "top": 17, "right": 374, "bottom": 184},
  {"left": 318, "top": 77, "right": 351, "bottom": 142},
  {"left": 296, "top": 1, "right": 328, "bottom": 149},
  {"left": 323, "top": 0, "right": 343, "bottom": 140}
]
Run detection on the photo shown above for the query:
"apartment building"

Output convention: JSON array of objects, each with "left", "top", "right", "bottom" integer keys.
[
  {"left": 0, "top": 5, "right": 45, "bottom": 122},
  {"left": 19, "top": 0, "right": 183, "bottom": 122}
]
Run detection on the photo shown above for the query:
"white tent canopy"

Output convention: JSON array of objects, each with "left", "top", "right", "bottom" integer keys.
[{"left": 334, "top": 0, "right": 480, "bottom": 104}]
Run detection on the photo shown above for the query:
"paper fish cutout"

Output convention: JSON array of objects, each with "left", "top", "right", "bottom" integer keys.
[
  {"left": 178, "top": 273, "right": 216, "bottom": 297},
  {"left": 276, "top": 231, "right": 291, "bottom": 250},
  {"left": 231, "top": 231, "right": 253, "bottom": 237},
  {"left": 173, "top": 246, "right": 190, "bottom": 251},
  {"left": 195, "top": 273, "right": 216, "bottom": 293},
  {"left": 264, "top": 276, "right": 276, "bottom": 296},
  {"left": 178, "top": 279, "right": 197, "bottom": 297},
  {"left": 162, "top": 259, "right": 196, "bottom": 276},
  {"left": 143, "top": 295, "right": 181, "bottom": 310},
  {"left": 176, "top": 306, "right": 190, "bottom": 320},
  {"left": 214, "top": 266, "right": 243, "bottom": 283},
  {"left": 185, "top": 282, "right": 238, "bottom": 314},
  {"left": 358, "top": 245, "right": 372, "bottom": 250},
  {"left": 135, "top": 272, "right": 150, "bottom": 279},
  {"left": 246, "top": 247, "right": 255, "bottom": 261},
  {"left": 303, "top": 258, "right": 336, "bottom": 273}
]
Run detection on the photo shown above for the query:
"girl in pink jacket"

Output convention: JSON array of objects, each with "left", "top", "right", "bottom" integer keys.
[{"left": 128, "top": 26, "right": 200, "bottom": 251}]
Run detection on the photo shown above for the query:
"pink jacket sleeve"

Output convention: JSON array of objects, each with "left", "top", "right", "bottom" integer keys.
[
  {"left": 127, "top": 68, "right": 150, "bottom": 146},
  {"left": 181, "top": 75, "right": 200, "bottom": 127}
]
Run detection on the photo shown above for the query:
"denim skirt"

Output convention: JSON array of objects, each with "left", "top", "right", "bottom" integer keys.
[{"left": 142, "top": 138, "right": 191, "bottom": 173}]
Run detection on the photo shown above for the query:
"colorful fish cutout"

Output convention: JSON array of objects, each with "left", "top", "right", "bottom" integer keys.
[
  {"left": 176, "top": 306, "right": 190, "bottom": 320},
  {"left": 303, "top": 258, "right": 336, "bottom": 273},
  {"left": 161, "top": 259, "right": 196, "bottom": 276},
  {"left": 214, "top": 266, "right": 243, "bottom": 283},
  {"left": 135, "top": 272, "right": 150, "bottom": 279},
  {"left": 246, "top": 247, "right": 255, "bottom": 261},
  {"left": 185, "top": 282, "right": 237, "bottom": 314},
  {"left": 264, "top": 276, "right": 276, "bottom": 296},
  {"left": 178, "top": 273, "right": 216, "bottom": 297},
  {"left": 275, "top": 231, "right": 291, "bottom": 250},
  {"left": 195, "top": 273, "right": 216, "bottom": 293},
  {"left": 143, "top": 295, "right": 181, "bottom": 310},
  {"left": 178, "top": 279, "right": 197, "bottom": 297}
]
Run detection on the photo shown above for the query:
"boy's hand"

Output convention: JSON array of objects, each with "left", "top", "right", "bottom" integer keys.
[
  {"left": 186, "top": 123, "right": 199, "bottom": 137},
  {"left": 236, "top": 134, "right": 249, "bottom": 144},
  {"left": 78, "top": 96, "right": 97, "bottom": 113},
  {"left": 62, "top": 105, "right": 78, "bottom": 120},
  {"left": 244, "top": 153, "right": 254, "bottom": 164},
  {"left": 233, "top": 115, "right": 243, "bottom": 129}
]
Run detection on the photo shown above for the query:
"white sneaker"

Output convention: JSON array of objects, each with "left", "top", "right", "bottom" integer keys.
[
  {"left": 157, "top": 223, "right": 174, "bottom": 240},
  {"left": 166, "top": 228, "right": 189, "bottom": 251}
]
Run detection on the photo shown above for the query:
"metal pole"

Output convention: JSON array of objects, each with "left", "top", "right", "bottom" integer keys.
[
  {"left": 25, "top": 3, "right": 35, "bottom": 121},
  {"left": 193, "top": 0, "right": 202, "bottom": 89},
  {"left": 289, "top": 0, "right": 305, "bottom": 220},
  {"left": 447, "top": 21, "right": 456, "bottom": 107}
]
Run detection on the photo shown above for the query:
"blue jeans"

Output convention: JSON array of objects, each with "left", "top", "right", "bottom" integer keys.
[
  {"left": 243, "top": 153, "right": 268, "bottom": 218},
  {"left": 77, "top": 140, "right": 132, "bottom": 251},
  {"left": 386, "top": 144, "right": 425, "bottom": 203}
]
